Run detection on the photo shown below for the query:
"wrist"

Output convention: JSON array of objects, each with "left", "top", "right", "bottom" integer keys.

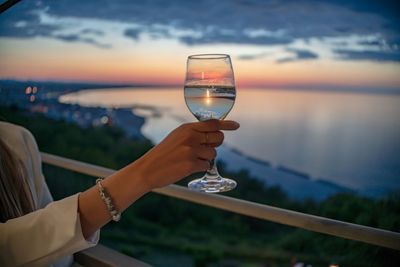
[
  {"left": 127, "top": 157, "right": 154, "bottom": 193},
  {"left": 101, "top": 159, "right": 153, "bottom": 214}
]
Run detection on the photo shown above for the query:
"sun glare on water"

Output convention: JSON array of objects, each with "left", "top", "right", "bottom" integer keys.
[{"left": 205, "top": 88, "right": 211, "bottom": 105}]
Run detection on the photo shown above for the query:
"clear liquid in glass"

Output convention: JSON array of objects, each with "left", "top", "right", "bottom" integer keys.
[{"left": 184, "top": 85, "right": 236, "bottom": 121}]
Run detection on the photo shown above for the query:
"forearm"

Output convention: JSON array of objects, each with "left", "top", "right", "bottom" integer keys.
[
  {"left": 78, "top": 159, "right": 151, "bottom": 239},
  {"left": 77, "top": 120, "right": 239, "bottom": 239}
]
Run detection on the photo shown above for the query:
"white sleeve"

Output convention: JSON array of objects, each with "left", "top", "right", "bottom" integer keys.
[{"left": 0, "top": 193, "right": 100, "bottom": 267}]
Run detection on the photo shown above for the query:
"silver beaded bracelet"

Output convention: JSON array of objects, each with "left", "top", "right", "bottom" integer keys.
[{"left": 96, "top": 178, "right": 121, "bottom": 222}]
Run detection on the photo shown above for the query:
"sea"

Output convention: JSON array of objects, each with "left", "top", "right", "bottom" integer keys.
[{"left": 59, "top": 88, "right": 400, "bottom": 200}]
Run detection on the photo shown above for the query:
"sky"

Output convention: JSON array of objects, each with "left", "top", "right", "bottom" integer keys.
[{"left": 0, "top": 0, "right": 399, "bottom": 91}]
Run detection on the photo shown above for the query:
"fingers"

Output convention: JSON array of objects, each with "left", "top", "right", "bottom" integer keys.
[
  {"left": 168, "top": 120, "right": 239, "bottom": 176},
  {"left": 181, "top": 146, "right": 213, "bottom": 173},
  {"left": 192, "top": 131, "right": 224, "bottom": 146},
  {"left": 208, "top": 131, "right": 224, "bottom": 146},
  {"left": 190, "top": 119, "right": 240, "bottom": 132},
  {"left": 196, "top": 146, "right": 216, "bottom": 161},
  {"left": 193, "top": 159, "right": 211, "bottom": 172}
]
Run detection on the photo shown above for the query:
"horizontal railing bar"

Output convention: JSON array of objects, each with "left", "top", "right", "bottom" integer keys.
[{"left": 41, "top": 152, "right": 400, "bottom": 250}]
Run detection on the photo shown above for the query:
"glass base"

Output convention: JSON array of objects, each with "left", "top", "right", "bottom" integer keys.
[{"left": 188, "top": 176, "right": 237, "bottom": 193}]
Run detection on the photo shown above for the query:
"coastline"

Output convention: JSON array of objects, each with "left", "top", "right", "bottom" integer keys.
[
  {"left": 126, "top": 103, "right": 356, "bottom": 201},
  {"left": 1, "top": 79, "right": 394, "bottom": 201},
  {"left": 55, "top": 91, "right": 355, "bottom": 200},
  {"left": 57, "top": 88, "right": 390, "bottom": 201}
]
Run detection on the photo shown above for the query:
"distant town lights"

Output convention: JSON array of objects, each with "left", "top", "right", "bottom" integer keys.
[
  {"left": 26, "top": 86, "right": 38, "bottom": 102},
  {"left": 100, "top": 116, "right": 109, "bottom": 124},
  {"left": 25, "top": 86, "right": 32, "bottom": 94}
]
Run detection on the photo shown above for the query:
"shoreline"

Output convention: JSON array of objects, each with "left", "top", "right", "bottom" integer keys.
[
  {"left": 58, "top": 90, "right": 390, "bottom": 201},
  {"left": 1, "top": 79, "right": 394, "bottom": 200},
  {"left": 123, "top": 103, "right": 358, "bottom": 200},
  {"left": 56, "top": 92, "right": 356, "bottom": 200}
]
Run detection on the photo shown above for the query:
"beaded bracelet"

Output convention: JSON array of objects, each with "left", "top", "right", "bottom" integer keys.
[{"left": 96, "top": 178, "right": 121, "bottom": 222}]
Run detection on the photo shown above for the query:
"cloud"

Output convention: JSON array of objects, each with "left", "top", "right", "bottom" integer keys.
[
  {"left": 0, "top": 9, "right": 61, "bottom": 39},
  {"left": 178, "top": 30, "right": 293, "bottom": 46},
  {"left": 80, "top": 28, "right": 104, "bottom": 36},
  {"left": 277, "top": 49, "right": 319, "bottom": 63},
  {"left": 54, "top": 33, "right": 80, "bottom": 42},
  {"left": 335, "top": 49, "right": 400, "bottom": 62},
  {"left": 237, "top": 52, "right": 269, "bottom": 60},
  {"left": 124, "top": 28, "right": 141, "bottom": 40},
  {"left": 0, "top": 0, "right": 399, "bottom": 62},
  {"left": 53, "top": 33, "right": 111, "bottom": 48}
]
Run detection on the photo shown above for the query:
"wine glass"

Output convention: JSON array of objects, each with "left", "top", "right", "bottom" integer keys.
[{"left": 184, "top": 54, "right": 237, "bottom": 193}]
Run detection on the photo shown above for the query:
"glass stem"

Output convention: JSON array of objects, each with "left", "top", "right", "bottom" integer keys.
[{"left": 204, "top": 158, "right": 220, "bottom": 180}]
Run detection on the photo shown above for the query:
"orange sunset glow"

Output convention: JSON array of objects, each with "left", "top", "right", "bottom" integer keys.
[
  {"left": 0, "top": 0, "right": 399, "bottom": 92},
  {"left": 1, "top": 36, "right": 400, "bottom": 90}
]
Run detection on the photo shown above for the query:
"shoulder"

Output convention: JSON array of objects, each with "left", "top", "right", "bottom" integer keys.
[
  {"left": 0, "top": 121, "right": 40, "bottom": 171},
  {"left": 0, "top": 121, "right": 51, "bottom": 206},
  {"left": 0, "top": 121, "right": 37, "bottom": 150},
  {"left": 0, "top": 121, "right": 26, "bottom": 135},
  {"left": 0, "top": 121, "right": 35, "bottom": 141}
]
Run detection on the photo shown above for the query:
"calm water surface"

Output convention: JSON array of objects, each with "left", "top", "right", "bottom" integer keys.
[{"left": 60, "top": 88, "right": 400, "bottom": 193}]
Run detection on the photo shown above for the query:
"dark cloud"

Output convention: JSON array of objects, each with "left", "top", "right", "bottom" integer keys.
[
  {"left": 81, "top": 38, "right": 111, "bottom": 49},
  {"left": 320, "top": 0, "right": 399, "bottom": 32},
  {"left": 38, "top": 0, "right": 397, "bottom": 41},
  {"left": 81, "top": 28, "right": 104, "bottom": 36},
  {"left": 53, "top": 34, "right": 110, "bottom": 48},
  {"left": 179, "top": 31, "right": 293, "bottom": 46},
  {"left": 237, "top": 52, "right": 269, "bottom": 60},
  {"left": 277, "top": 49, "right": 319, "bottom": 63},
  {"left": 0, "top": 7, "right": 61, "bottom": 39},
  {"left": 0, "top": 1, "right": 110, "bottom": 48},
  {"left": 124, "top": 28, "right": 141, "bottom": 40},
  {"left": 147, "top": 27, "right": 172, "bottom": 39},
  {"left": 0, "top": 0, "right": 399, "bottom": 62},
  {"left": 359, "top": 40, "right": 383, "bottom": 46},
  {"left": 54, "top": 34, "right": 80, "bottom": 42},
  {"left": 60, "top": 29, "right": 110, "bottom": 48},
  {"left": 335, "top": 49, "right": 400, "bottom": 62}
]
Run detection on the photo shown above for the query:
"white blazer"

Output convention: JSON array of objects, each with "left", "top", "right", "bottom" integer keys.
[{"left": 0, "top": 122, "right": 99, "bottom": 267}]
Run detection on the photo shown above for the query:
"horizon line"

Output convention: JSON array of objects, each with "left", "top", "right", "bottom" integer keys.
[{"left": 1, "top": 78, "right": 400, "bottom": 95}]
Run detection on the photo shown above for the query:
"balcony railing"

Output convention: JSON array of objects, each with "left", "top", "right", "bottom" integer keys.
[
  {"left": 41, "top": 152, "right": 400, "bottom": 265},
  {"left": 74, "top": 244, "right": 151, "bottom": 267}
]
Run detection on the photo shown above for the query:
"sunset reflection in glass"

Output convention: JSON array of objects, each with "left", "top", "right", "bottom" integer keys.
[{"left": 184, "top": 54, "right": 237, "bottom": 193}]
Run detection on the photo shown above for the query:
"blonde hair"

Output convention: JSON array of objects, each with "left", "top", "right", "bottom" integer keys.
[{"left": 0, "top": 137, "right": 35, "bottom": 222}]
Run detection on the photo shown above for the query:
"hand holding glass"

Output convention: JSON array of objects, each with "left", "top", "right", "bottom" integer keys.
[{"left": 184, "top": 54, "right": 237, "bottom": 193}]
